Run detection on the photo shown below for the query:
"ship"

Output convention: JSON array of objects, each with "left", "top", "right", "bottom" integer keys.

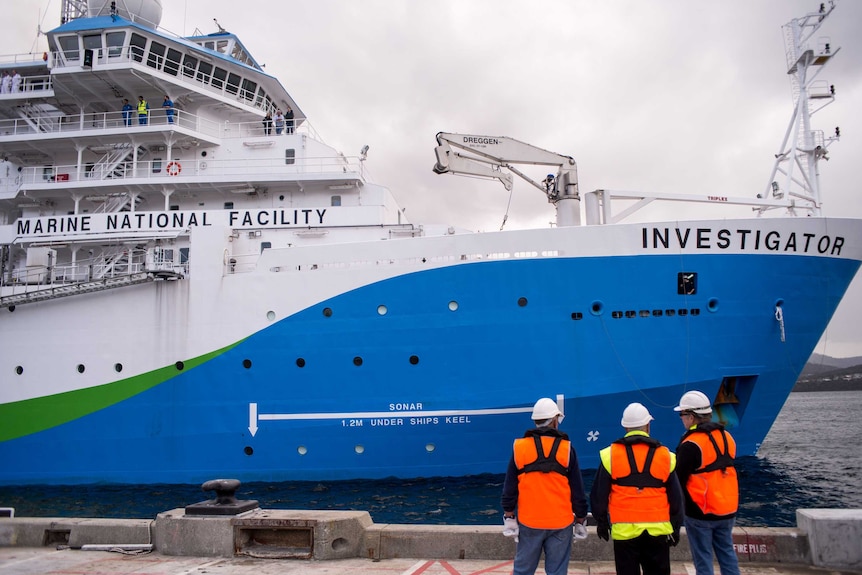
[{"left": 0, "top": 0, "right": 859, "bottom": 486}]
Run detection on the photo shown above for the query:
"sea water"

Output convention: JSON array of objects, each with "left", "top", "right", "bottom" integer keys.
[{"left": 2, "top": 391, "right": 860, "bottom": 526}]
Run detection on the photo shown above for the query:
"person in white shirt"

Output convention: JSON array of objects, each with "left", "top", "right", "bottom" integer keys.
[{"left": 10, "top": 70, "right": 21, "bottom": 92}]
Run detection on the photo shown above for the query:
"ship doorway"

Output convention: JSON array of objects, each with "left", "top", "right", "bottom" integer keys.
[{"left": 712, "top": 375, "right": 757, "bottom": 429}]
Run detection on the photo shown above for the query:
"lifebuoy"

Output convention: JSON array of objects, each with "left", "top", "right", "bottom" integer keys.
[{"left": 167, "top": 161, "right": 181, "bottom": 176}]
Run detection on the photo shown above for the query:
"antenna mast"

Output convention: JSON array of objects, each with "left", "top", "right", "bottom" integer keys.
[{"left": 760, "top": 1, "right": 840, "bottom": 216}]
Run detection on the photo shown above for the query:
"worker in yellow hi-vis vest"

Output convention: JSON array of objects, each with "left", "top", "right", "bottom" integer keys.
[{"left": 137, "top": 96, "right": 149, "bottom": 125}]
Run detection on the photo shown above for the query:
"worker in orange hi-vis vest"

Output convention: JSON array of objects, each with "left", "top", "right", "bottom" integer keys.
[{"left": 674, "top": 391, "right": 740, "bottom": 575}]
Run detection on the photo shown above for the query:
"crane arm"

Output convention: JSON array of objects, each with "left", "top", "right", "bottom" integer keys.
[{"left": 432, "top": 132, "right": 578, "bottom": 203}]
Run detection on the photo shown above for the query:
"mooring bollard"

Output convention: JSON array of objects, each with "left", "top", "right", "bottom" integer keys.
[{"left": 184, "top": 478, "right": 259, "bottom": 515}]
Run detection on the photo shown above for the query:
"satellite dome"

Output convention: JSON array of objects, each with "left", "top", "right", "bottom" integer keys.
[{"left": 88, "top": 0, "right": 163, "bottom": 28}]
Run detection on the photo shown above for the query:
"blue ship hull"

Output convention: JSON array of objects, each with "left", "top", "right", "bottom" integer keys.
[{"left": 1, "top": 251, "right": 857, "bottom": 485}]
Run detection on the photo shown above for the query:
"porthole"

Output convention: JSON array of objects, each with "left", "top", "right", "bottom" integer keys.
[
  {"left": 690, "top": 308, "right": 700, "bottom": 316},
  {"left": 77, "top": 364, "right": 85, "bottom": 374},
  {"left": 639, "top": 310, "right": 650, "bottom": 318},
  {"left": 448, "top": 301, "right": 459, "bottom": 311},
  {"left": 571, "top": 312, "right": 583, "bottom": 320},
  {"left": 175, "top": 361, "right": 185, "bottom": 370},
  {"left": 666, "top": 309, "right": 676, "bottom": 317},
  {"left": 590, "top": 301, "right": 604, "bottom": 316},
  {"left": 201, "top": 150, "right": 207, "bottom": 157},
  {"left": 517, "top": 297, "right": 528, "bottom": 307},
  {"left": 612, "top": 311, "right": 623, "bottom": 319},
  {"left": 322, "top": 307, "right": 333, "bottom": 317},
  {"left": 377, "top": 305, "right": 388, "bottom": 316},
  {"left": 298, "top": 446, "right": 308, "bottom": 455},
  {"left": 409, "top": 355, "right": 419, "bottom": 365},
  {"left": 244, "top": 446, "right": 254, "bottom": 455},
  {"left": 707, "top": 298, "right": 719, "bottom": 312},
  {"left": 354, "top": 445, "right": 365, "bottom": 454},
  {"left": 425, "top": 443, "right": 436, "bottom": 453},
  {"left": 114, "top": 363, "right": 123, "bottom": 373},
  {"left": 7, "top": 305, "right": 14, "bottom": 312},
  {"left": 296, "top": 358, "right": 306, "bottom": 368},
  {"left": 279, "top": 195, "right": 285, "bottom": 201},
  {"left": 15, "top": 365, "right": 23, "bottom": 375},
  {"left": 266, "top": 310, "right": 276, "bottom": 321},
  {"left": 353, "top": 356, "right": 363, "bottom": 366},
  {"left": 243, "top": 359, "right": 252, "bottom": 369},
  {"left": 625, "top": 310, "right": 636, "bottom": 318}
]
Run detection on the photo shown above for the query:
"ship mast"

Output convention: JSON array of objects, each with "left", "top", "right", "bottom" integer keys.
[
  {"left": 60, "top": 0, "right": 88, "bottom": 23},
  {"left": 759, "top": 1, "right": 840, "bottom": 217}
]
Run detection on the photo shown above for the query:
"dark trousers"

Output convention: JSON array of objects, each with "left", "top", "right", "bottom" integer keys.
[{"left": 613, "top": 531, "right": 670, "bottom": 575}]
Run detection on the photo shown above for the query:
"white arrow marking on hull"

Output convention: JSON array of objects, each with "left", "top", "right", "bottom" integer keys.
[{"left": 249, "top": 402, "right": 258, "bottom": 436}]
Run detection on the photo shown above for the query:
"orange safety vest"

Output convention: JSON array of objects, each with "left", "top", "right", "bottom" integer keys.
[
  {"left": 681, "top": 426, "right": 738, "bottom": 516},
  {"left": 608, "top": 436, "right": 672, "bottom": 524},
  {"left": 513, "top": 434, "right": 573, "bottom": 529}
]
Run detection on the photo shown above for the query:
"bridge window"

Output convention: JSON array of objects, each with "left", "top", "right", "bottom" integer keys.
[
  {"left": 56, "top": 35, "right": 80, "bottom": 60},
  {"left": 226, "top": 73, "right": 240, "bottom": 95},
  {"left": 147, "top": 42, "right": 165, "bottom": 70},
  {"left": 285, "top": 149, "right": 295, "bottom": 165},
  {"left": 182, "top": 54, "right": 198, "bottom": 78},
  {"left": 212, "top": 67, "right": 226, "bottom": 89},
  {"left": 106, "top": 32, "right": 125, "bottom": 58},
  {"left": 197, "top": 61, "right": 213, "bottom": 84},
  {"left": 165, "top": 48, "right": 182, "bottom": 76},
  {"left": 129, "top": 33, "right": 146, "bottom": 62},
  {"left": 83, "top": 34, "right": 102, "bottom": 53},
  {"left": 240, "top": 79, "right": 257, "bottom": 102}
]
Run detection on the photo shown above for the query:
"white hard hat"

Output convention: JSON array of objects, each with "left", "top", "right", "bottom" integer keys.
[
  {"left": 674, "top": 390, "right": 713, "bottom": 414},
  {"left": 532, "top": 397, "right": 563, "bottom": 422},
  {"left": 621, "top": 402, "right": 654, "bottom": 428}
]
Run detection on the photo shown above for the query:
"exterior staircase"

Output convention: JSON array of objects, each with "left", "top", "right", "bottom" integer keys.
[{"left": 0, "top": 269, "right": 181, "bottom": 309}]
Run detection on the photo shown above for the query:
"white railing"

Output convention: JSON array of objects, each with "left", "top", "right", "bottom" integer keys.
[
  {"left": 0, "top": 52, "right": 46, "bottom": 66},
  {"left": 0, "top": 106, "right": 323, "bottom": 142},
  {"left": 0, "top": 108, "right": 222, "bottom": 138},
  {"left": 16, "top": 154, "right": 362, "bottom": 187}
]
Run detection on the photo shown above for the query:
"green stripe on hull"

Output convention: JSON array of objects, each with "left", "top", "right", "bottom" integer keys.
[{"left": 0, "top": 341, "right": 241, "bottom": 442}]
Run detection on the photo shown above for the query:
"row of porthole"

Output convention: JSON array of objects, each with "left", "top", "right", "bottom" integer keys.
[
  {"left": 243, "top": 444, "right": 437, "bottom": 456},
  {"left": 15, "top": 363, "right": 125, "bottom": 375},
  {"left": 12, "top": 354, "right": 426, "bottom": 374},
  {"left": 241, "top": 356, "right": 421, "bottom": 369},
  {"left": 12, "top": 361, "right": 188, "bottom": 376},
  {"left": 10, "top": 299, "right": 717, "bottom": 375},
  {"left": 316, "top": 297, "right": 717, "bottom": 320}
]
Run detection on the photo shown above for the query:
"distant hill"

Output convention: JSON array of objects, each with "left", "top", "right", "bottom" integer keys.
[
  {"left": 800, "top": 352, "right": 862, "bottom": 377},
  {"left": 794, "top": 353, "right": 862, "bottom": 392}
]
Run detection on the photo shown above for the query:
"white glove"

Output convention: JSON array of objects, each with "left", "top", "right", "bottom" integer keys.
[
  {"left": 502, "top": 516, "right": 519, "bottom": 542},
  {"left": 573, "top": 522, "right": 588, "bottom": 541}
]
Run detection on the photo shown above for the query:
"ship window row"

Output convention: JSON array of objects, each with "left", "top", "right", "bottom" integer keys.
[{"left": 53, "top": 31, "right": 273, "bottom": 112}]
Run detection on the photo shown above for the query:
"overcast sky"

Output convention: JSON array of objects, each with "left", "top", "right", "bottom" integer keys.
[{"left": 6, "top": 0, "right": 862, "bottom": 359}]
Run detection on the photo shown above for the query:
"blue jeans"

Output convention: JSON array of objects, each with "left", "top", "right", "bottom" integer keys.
[
  {"left": 513, "top": 523, "right": 573, "bottom": 575},
  {"left": 684, "top": 516, "right": 740, "bottom": 575}
]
